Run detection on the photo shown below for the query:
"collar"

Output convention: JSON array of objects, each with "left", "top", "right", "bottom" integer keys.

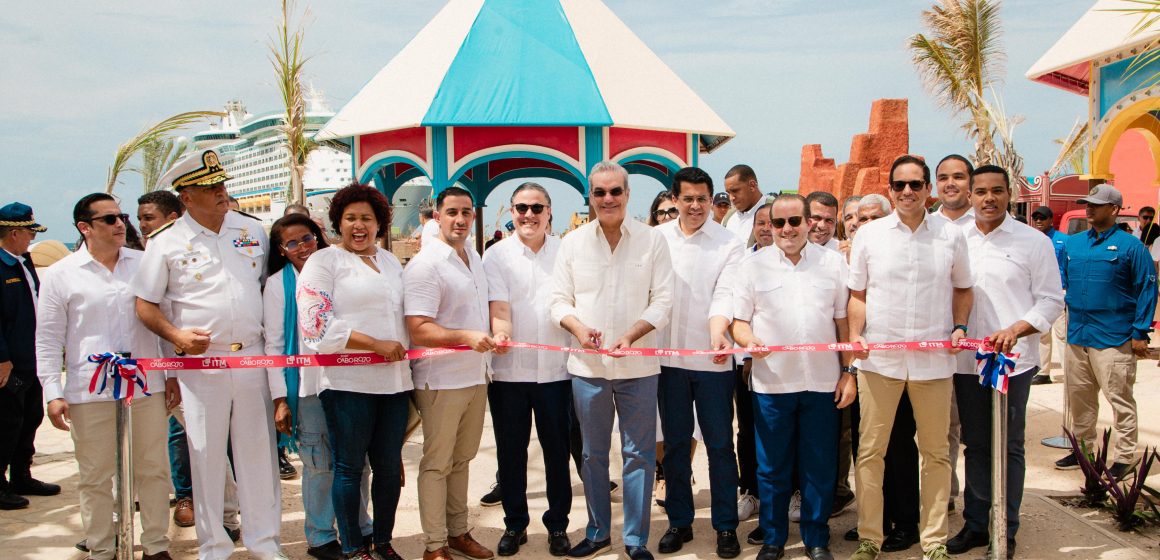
[
  {"left": 75, "top": 246, "right": 136, "bottom": 270},
  {"left": 426, "top": 235, "right": 476, "bottom": 263},
  {"left": 0, "top": 248, "right": 20, "bottom": 267},
  {"left": 593, "top": 218, "right": 632, "bottom": 239},
  {"left": 773, "top": 241, "right": 812, "bottom": 265},
  {"left": 885, "top": 210, "right": 932, "bottom": 232},
  {"left": 1086, "top": 226, "right": 1119, "bottom": 244}
]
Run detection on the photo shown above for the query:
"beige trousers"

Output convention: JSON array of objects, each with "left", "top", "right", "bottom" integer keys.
[
  {"left": 70, "top": 394, "right": 171, "bottom": 560},
  {"left": 1038, "top": 309, "right": 1068, "bottom": 377},
  {"left": 1065, "top": 342, "right": 1138, "bottom": 463},
  {"left": 854, "top": 370, "right": 952, "bottom": 550},
  {"left": 414, "top": 384, "right": 489, "bottom": 551}
]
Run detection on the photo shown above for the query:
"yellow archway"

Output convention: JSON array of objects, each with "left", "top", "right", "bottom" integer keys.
[{"left": 1089, "top": 97, "right": 1160, "bottom": 182}]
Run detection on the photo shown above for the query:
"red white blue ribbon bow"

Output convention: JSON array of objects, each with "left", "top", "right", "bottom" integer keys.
[
  {"left": 975, "top": 340, "right": 1016, "bottom": 394},
  {"left": 88, "top": 353, "right": 150, "bottom": 403}
]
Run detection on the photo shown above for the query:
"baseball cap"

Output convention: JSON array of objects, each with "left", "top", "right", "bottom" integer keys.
[
  {"left": 713, "top": 192, "right": 730, "bottom": 206},
  {"left": 1031, "top": 206, "right": 1053, "bottom": 219},
  {"left": 1077, "top": 184, "right": 1123, "bottom": 206}
]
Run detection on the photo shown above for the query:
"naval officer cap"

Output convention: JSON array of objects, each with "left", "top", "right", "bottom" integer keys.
[
  {"left": 160, "top": 149, "right": 232, "bottom": 191},
  {"left": 0, "top": 202, "right": 47, "bottom": 232}
]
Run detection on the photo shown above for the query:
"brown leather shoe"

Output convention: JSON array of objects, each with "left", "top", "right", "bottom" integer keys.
[
  {"left": 448, "top": 532, "right": 495, "bottom": 560},
  {"left": 142, "top": 552, "right": 174, "bottom": 560},
  {"left": 423, "top": 547, "right": 454, "bottom": 560},
  {"left": 173, "top": 497, "right": 194, "bottom": 527}
]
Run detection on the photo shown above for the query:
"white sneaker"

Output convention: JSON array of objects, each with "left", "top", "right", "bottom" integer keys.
[
  {"left": 788, "top": 491, "right": 802, "bottom": 523},
  {"left": 737, "top": 492, "right": 759, "bottom": 521}
]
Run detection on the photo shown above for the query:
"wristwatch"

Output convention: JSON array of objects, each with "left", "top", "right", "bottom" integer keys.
[
  {"left": 841, "top": 366, "right": 857, "bottom": 374},
  {"left": 953, "top": 324, "right": 969, "bottom": 335}
]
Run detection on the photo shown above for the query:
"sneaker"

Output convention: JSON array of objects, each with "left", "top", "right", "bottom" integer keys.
[
  {"left": 1109, "top": 462, "right": 1133, "bottom": 481},
  {"left": 343, "top": 550, "right": 375, "bottom": 560},
  {"left": 831, "top": 492, "right": 855, "bottom": 517},
  {"left": 788, "top": 491, "right": 802, "bottom": 523},
  {"left": 1054, "top": 453, "right": 1080, "bottom": 470},
  {"left": 923, "top": 544, "right": 951, "bottom": 560},
  {"left": 737, "top": 492, "right": 759, "bottom": 521},
  {"left": 480, "top": 483, "right": 503, "bottom": 507},
  {"left": 850, "top": 540, "right": 879, "bottom": 560},
  {"left": 375, "top": 544, "right": 404, "bottom": 560}
]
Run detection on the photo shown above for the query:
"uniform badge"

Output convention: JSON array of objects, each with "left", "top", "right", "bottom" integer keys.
[
  {"left": 233, "top": 228, "right": 260, "bottom": 249},
  {"left": 1108, "top": 246, "right": 1118, "bottom": 251}
]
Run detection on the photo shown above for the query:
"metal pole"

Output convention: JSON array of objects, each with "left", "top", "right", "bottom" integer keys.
[
  {"left": 990, "top": 389, "right": 1008, "bottom": 560},
  {"left": 115, "top": 352, "right": 134, "bottom": 560}
]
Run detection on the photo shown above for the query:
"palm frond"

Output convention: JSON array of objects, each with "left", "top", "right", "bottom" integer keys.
[
  {"left": 105, "top": 111, "right": 223, "bottom": 193},
  {"left": 909, "top": 32, "right": 974, "bottom": 113},
  {"left": 269, "top": 0, "right": 316, "bottom": 204},
  {"left": 1103, "top": 0, "right": 1160, "bottom": 36},
  {"left": 1049, "top": 120, "right": 1090, "bottom": 177}
]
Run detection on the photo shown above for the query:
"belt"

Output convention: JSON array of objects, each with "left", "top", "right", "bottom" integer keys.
[{"left": 174, "top": 338, "right": 260, "bottom": 355}]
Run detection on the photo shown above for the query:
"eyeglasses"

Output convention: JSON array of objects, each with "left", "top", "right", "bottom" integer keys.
[
  {"left": 654, "top": 208, "right": 679, "bottom": 219},
  {"left": 770, "top": 216, "right": 805, "bottom": 228},
  {"left": 889, "top": 180, "right": 926, "bottom": 192},
  {"left": 86, "top": 213, "right": 129, "bottom": 226},
  {"left": 591, "top": 187, "right": 625, "bottom": 199},
  {"left": 282, "top": 233, "right": 317, "bottom": 251},
  {"left": 513, "top": 203, "right": 546, "bottom": 215}
]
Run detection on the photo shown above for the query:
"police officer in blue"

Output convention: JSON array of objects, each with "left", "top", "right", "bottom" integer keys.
[
  {"left": 1055, "top": 184, "right": 1156, "bottom": 480},
  {"left": 0, "top": 202, "right": 60, "bottom": 510},
  {"left": 1030, "top": 205, "right": 1069, "bottom": 385}
]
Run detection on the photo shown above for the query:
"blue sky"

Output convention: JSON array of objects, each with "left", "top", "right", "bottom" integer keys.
[{"left": 0, "top": 0, "right": 1095, "bottom": 241}]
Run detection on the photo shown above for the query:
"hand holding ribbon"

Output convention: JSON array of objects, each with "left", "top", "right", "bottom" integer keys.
[
  {"left": 88, "top": 352, "right": 151, "bottom": 404},
  {"left": 975, "top": 338, "right": 1016, "bottom": 394}
]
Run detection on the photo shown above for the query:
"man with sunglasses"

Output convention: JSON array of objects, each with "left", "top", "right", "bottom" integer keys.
[
  {"left": 847, "top": 155, "right": 973, "bottom": 560},
  {"left": 1137, "top": 206, "right": 1158, "bottom": 248},
  {"left": 733, "top": 194, "right": 855, "bottom": 560},
  {"left": 1030, "top": 206, "right": 1069, "bottom": 385},
  {"left": 1054, "top": 184, "right": 1155, "bottom": 480},
  {"left": 36, "top": 193, "right": 176, "bottom": 559},
  {"left": 653, "top": 167, "right": 744, "bottom": 558},
  {"left": 481, "top": 182, "right": 574, "bottom": 557},
  {"left": 551, "top": 161, "right": 673, "bottom": 560},
  {"left": 133, "top": 150, "right": 285, "bottom": 560}
]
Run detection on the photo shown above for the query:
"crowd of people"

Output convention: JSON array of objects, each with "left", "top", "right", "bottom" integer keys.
[{"left": 0, "top": 148, "right": 1154, "bottom": 560}]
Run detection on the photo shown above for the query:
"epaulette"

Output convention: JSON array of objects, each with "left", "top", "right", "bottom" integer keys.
[
  {"left": 233, "top": 210, "right": 262, "bottom": 222},
  {"left": 146, "top": 220, "right": 176, "bottom": 239}
]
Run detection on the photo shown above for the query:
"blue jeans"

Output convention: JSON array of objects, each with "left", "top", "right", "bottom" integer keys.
[
  {"left": 572, "top": 375, "right": 657, "bottom": 547},
  {"left": 658, "top": 366, "right": 739, "bottom": 530},
  {"left": 321, "top": 389, "right": 410, "bottom": 554},
  {"left": 297, "top": 395, "right": 372, "bottom": 547},
  {"left": 753, "top": 391, "right": 840, "bottom": 548},
  {"left": 489, "top": 380, "right": 573, "bottom": 533},
  {"left": 167, "top": 415, "right": 192, "bottom": 499},
  {"left": 955, "top": 368, "right": 1035, "bottom": 538}
]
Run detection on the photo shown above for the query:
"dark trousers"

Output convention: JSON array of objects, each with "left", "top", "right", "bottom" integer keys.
[
  {"left": 321, "top": 389, "right": 410, "bottom": 554},
  {"left": 883, "top": 391, "right": 919, "bottom": 533},
  {"left": 753, "top": 391, "right": 839, "bottom": 548},
  {"left": 168, "top": 415, "right": 193, "bottom": 499},
  {"left": 955, "top": 368, "right": 1034, "bottom": 538},
  {"left": 659, "top": 366, "right": 739, "bottom": 531},
  {"left": 0, "top": 374, "right": 43, "bottom": 490},
  {"left": 734, "top": 361, "right": 758, "bottom": 496},
  {"left": 488, "top": 380, "right": 573, "bottom": 533}
]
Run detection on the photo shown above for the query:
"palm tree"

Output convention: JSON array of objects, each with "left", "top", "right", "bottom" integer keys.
[
  {"left": 105, "top": 111, "right": 223, "bottom": 193},
  {"left": 1112, "top": 0, "right": 1160, "bottom": 87},
  {"left": 908, "top": 0, "right": 1005, "bottom": 165},
  {"left": 1049, "top": 120, "right": 1090, "bottom": 177},
  {"left": 270, "top": 0, "right": 314, "bottom": 205},
  {"left": 132, "top": 136, "right": 191, "bottom": 192}
]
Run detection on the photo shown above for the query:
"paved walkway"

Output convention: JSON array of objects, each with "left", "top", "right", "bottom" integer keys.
[{"left": 4, "top": 354, "right": 1158, "bottom": 559}]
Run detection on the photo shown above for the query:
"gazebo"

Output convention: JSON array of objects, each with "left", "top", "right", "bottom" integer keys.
[{"left": 316, "top": 0, "right": 734, "bottom": 235}]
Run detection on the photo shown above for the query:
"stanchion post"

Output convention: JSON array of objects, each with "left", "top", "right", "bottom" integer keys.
[
  {"left": 990, "top": 388, "right": 1008, "bottom": 560},
  {"left": 115, "top": 351, "right": 134, "bottom": 560}
]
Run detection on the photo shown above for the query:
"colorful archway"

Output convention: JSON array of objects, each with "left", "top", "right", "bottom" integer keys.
[{"left": 1090, "top": 96, "right": 1160, "bottom": 183}]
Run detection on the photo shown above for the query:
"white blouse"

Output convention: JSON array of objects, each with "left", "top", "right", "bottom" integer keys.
[{"left": 263, "top": 267, "right": 321, "bottom": 399}]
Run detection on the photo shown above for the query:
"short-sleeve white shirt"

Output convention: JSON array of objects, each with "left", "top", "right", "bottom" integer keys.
[
  {"left": 734, "top": 243, "right": 849, "bottom": 393},
  {"left": 404, "top": 238, "right": 491, "bottom": 390},
  {"left": 847, "top": 212, "right": 973, "bottom": 380},
  {"left": 482, "top": 235, "right": 569, "bottom": 383}
]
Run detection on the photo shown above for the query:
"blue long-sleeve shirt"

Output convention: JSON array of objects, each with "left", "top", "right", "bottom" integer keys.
[
  {"left": 1061, "top": 226, "right": 1157, "bottom": 348},
  {"left": 1044, "top": 228, "right": 1068, "bottom": 281}
]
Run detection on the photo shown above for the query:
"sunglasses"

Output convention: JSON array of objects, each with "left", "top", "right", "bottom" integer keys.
[
  {"left": 282, "top": 233, "right": 317, "bottom": 251},
  {"left": 771, "top": 216, "right": 805, "bottom": 228},
  {"left": 86, "top": 213, "right": 129, "bottom": 226},
  {"left": 591, "top": 187, "right": 625, "bottom": 199},
  {"left": 890, "top": 180, "right": 926, "bottom": 192},
  {"left": 654, "top": 208, "right": 679, "bottom": 219},
  {"left": 513, "top": 203, "right": 546, "bottom": 215}
]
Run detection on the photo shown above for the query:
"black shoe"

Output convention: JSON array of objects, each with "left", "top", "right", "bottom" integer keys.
[
  {"left": 657, "top": 526, "right": 693, "bottom": 553},
  {"left": 279, "top": 449, "right": 298, "bottom": 480},
  {"left": 480, "top": 483, "right": 503, "bottom": 507},
  {"left": 225, "top": 526, "right": 242, "bottom": 543},
  {"left": 805, "top": 547, "right": 834, "bottom": 560},
  {"left": 843, "top": 528, "right": 859, "bottom": 542},
  {"left": 566, "top": 538, "right": 610, "bottom": 559},
  {"left": 1054, "top": 453, "right": 1080, "bottom": 470},
  {"left": 0, "top": 490, "right": 29, "bottom": 510},
  {"left": 831, "top": 492, "right": 855, "bottom": 517},
  {"left": 610, "top": 481, "right": 619, "bottom": 494},
  {"left": 76, "top": 539, "right": 89, "bottom": 553},
  {"left": 307, "top": 540, "right": 343, "bottom": 560},
  {"left": 880, "top": 527, "right": 919, "bottom": 552},
  {"left": 986, "top": 538, "right": 1016, "bottom": 560},
  {"left": 548, "top": 531, "right": 571, "bottom": 557},
  {"left": 10, "top": 478, "right": 61, "bottom": 496},
  {"left": 947, "top": 527, "right": 989, "bottom": 554},
  {"left": 716, "top": 530, "right": 740, "bottom": 558},
  {"left": 625, "top": 546, "right": 654, "bottom": 560},
  {"left": 1109, "top": 461, "right": 1133, "bottom": 480},
  {"left": 746, "top": 526, "right": 765, "bottom": 545},
  {"left": 756, "top": 544, "right": 785, "bottom": 560},
  {"left": 497, "top": 529, "right": 527, "bottom": 556},
  {"left": 1030, "top": 374, "right": 1052, "bottom": 385},
  {"left": 375, "top": 543, "right": 403, "bottom": 560}
]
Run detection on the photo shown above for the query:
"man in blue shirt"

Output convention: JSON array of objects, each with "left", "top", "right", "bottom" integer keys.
[
  {"left": 1055, "top": 185, "right": 1156, "bottom": 480},
  {"left": 1031, "top": 206, "right": 1069, "bottom": 385}
]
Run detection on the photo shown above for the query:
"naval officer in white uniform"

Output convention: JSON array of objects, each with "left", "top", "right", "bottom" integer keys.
[{"left": 133, "top": 150, "right": 285, "bottom": 560}]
